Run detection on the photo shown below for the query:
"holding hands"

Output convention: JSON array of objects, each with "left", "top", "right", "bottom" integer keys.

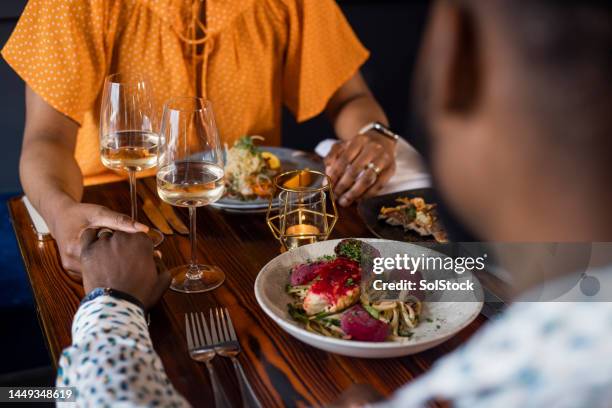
[
  {"left": 80, "top": 228, "right": 171, "bottom": 310},
  {"left": 50, "top": 201, "right": 149, "bottom": 277}
]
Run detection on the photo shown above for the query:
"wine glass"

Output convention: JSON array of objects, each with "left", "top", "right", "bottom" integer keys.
[
  {"left": 99, "top": 73, "right": 164, "bottom": 246},
  {"left": 157, "top": 97, "right": 225, "bottom": 293}
]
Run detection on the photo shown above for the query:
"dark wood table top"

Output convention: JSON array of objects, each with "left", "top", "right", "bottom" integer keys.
[{"left": 8, "top": 180, "right": 500, "bottom": 407}]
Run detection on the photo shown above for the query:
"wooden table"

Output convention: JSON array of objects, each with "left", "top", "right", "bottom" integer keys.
[{"left": 8, "top": 181, "right": 496, "bottom": 407}]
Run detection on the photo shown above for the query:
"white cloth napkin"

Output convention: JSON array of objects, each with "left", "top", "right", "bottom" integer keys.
[
  {"left": 23, "top": 196, "right": 51, "bottom": 235},
  {"left": 315, "top": 138, "right": 431, "bottom": 195}
]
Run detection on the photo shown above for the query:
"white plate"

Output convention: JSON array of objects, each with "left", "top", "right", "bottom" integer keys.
[
  {"left": 212, "top": 147, "right": 324, "bottom": 212},
  {"left": 254, "top": 238, "right": 483, "bottom": 358}
]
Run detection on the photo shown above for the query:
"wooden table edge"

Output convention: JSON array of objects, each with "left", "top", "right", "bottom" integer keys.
[{"left": 7, "top": 196, "right": 59, "bottom": 368}]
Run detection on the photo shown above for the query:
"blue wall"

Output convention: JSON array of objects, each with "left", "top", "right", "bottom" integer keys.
[{"left": 0, "top": 0, "right": 27, "bottom": 193}]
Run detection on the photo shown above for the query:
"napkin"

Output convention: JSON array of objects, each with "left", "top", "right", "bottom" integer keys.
[
  {"left": 315, "top": 138, "right": 431, "bottom": 195},
  {"left": 23, "top": 196, "right": 51, "bottom": 238}
]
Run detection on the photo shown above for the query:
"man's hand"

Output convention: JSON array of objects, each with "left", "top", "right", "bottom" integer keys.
[
  {"left": 51, "top": 201, "right": 149, "bottom": 276},
  {"left": 80, "top": 229, "right": 171, "bottom": 310},
  {"left": 325, "top": 133, "right": 396, "bottom": 207}
]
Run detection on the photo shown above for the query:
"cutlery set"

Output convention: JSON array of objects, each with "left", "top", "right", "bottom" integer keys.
[
  {"left": 137, "top": 178, "right": 189, "bottom": 235},
  {"left": 185, "top": 308, "right": 262, "bottom": 408}
]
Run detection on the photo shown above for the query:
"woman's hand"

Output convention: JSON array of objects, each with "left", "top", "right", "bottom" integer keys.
[
  {"left": 51, "top": 201, "right": 149, "bottom": 277},
  {"left": 325, "top": 133, "right": 396, "bottom": 207}
]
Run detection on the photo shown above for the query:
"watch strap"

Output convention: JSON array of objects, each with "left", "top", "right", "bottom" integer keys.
[
  {"left": 81, "top": 287, "right": 145, "bottom": 312},
  {"left": 358, "top": 121, "right": 401, "bottom": 142}
]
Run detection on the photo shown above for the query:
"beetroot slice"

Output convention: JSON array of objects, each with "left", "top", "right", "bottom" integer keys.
[
  {"left": 340, "top": 305, "right": 389, "bottom": 342},
  {"left": 290, "top": 262, "right": 324, "bottom": 286}
]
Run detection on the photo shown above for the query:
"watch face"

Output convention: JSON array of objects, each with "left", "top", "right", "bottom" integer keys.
[
  {"left": 81, "top": 287, "right": 104, "bottom": 304},
  {"left": 91, "top": 288, "right": 107, "bottom": 297}
]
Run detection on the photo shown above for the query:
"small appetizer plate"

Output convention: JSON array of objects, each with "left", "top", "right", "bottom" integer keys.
[{"left": 357, "top": 189, "right": 441, "bottom": 243}]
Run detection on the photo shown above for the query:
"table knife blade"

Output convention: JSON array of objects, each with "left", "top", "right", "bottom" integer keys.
[
  {"left": 142, "top": 201, "right": 173, "bottom": 235},
  {"left": 136, "top": 181, "right": 173, "bottom": 235},
  {"left": 142, "top": 177, "right": 189, "bottom": 234},
  {"left": 480, "top": 286, "right": 507, "bottom": 320}
]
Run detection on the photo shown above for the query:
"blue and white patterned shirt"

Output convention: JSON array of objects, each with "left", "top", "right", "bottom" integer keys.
[
  {"left": 376, "top": 267, "right": 612, "bottom": 408},
  {"left": 56, "top": 296, "right": 188, "bottom": 407}
]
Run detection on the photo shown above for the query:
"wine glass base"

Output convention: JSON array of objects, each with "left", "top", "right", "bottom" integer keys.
[
  {"left": 170, "top": 265, "right": 225, "bottom": 293},
  {"left": 147, "top": 228, "right": 164, "bottom": 247}
]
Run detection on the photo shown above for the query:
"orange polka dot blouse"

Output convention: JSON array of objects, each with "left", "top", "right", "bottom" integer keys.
[{"left": 2, "top": 0, "right": 369, "bottom": 185}]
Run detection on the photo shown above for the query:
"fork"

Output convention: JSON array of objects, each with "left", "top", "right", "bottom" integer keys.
[
  {"left": 185, "top": 313, "right": 232, "bottom": 408},
  {"left": 211, "top": 308, "right": 263, "bottom": 408}
]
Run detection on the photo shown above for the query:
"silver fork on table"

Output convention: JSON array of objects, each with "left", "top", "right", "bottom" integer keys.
[
  {"left": 210, "top": 308, "right": 263, "bottom": 408},
  {"left": 185, "top": 313, "right": 232, "bottom": 408}
]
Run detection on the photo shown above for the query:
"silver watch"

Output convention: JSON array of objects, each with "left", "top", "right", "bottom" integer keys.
[{"left": 358, "top": 121, "right": 400, "bottom": 142}]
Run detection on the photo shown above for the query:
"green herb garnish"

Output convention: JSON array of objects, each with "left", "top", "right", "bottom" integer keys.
[
  {"left": 362, "top": 304, "right": 380, "bottom": 319},
  {"left": 287, "top": 304, "right": 309, "bottom": 324},
  {"left": 234, "top": 135, "right": 260, "bottom": 155},
  {"left": 326, "top": 319, "right": 341, "bottom": 327},
  {"left": 312, "top": 311, "right": 335, "bottom": 320},
  {"left": 399, "top": 329, "right": 414, "bottom": 338},
  {"left": 317, "top": 254, "right": 336, "bottom": 261},
  {"left": 404, "top": 205, "right": 417, "bottom": 221},
  {"left": 335, "top": 239, "right": 362, "bottom": 262}
]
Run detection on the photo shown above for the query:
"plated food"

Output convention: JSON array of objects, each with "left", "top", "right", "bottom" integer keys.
[
  {"left": 255, "top": 238, "right": 483, "bottom": 358},
  {"left": 357, "top": 189, "right": 448, "bottom": 243},
  {"left": 378, "top": 197, "right": 448, "bottom": 243},
  {"left": 224, "top": 136, "right": 281, "bottom": 200},
  {"left": 213, "top": 141, "right": 324, "bottom": 212},
  {"left": 286, "top": 239, "right": 422, "bottom": 342}
]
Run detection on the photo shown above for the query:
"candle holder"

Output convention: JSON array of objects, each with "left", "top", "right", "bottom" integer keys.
[{"left": 266, "top": 169, "right": 338, "bottom": 251}]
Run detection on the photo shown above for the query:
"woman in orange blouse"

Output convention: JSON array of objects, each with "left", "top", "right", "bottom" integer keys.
[{"left": 2, "top": 0, "right": 397, "bottom": 273}]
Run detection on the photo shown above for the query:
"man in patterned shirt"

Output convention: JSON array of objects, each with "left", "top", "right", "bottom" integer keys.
[
  {"left": 56, "top": 229, "right": 187, "bottom": 407},
  {"left": 59, "top": 0, "right": 612, "bottom": 407},
  {"left": 348, "top": 0, "right": 612, "bottom": 406}
]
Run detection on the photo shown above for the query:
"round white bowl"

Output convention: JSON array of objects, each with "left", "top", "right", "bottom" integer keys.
[{"left": 254, "top": 238, "right": 483, "bottom": 358}]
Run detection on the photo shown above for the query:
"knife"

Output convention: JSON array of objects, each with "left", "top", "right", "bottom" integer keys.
[
  {"left": 480, "top": 286, "right": 507, "bottom": 320},
  {"left": 136, "top": 181, "right": 173, "bottom": 235},
  {"left": 142, "top": 177, "right": 189, "bottom": 234}
]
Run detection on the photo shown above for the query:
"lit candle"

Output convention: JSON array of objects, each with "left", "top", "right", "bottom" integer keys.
[
  {"left": 286, "top": 224, "right": 320, "bottom": 236},
  {"left": 283, "top": 224, "right": 321, "bottom": 250}
]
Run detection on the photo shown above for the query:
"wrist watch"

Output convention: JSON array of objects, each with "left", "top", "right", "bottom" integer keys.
[
  {"left": 81, "top": 287, "right": 145, "bottom": 312},
  {"left": 358, "top": 121, "right": 401, "bottom": 142}
]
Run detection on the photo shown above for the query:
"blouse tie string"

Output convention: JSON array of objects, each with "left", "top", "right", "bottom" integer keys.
[{"left": 171, "top": 0, "right": 214, "bottom": 99}]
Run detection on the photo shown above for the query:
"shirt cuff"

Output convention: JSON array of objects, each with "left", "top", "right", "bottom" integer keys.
[{"left": 72, "top": 295, "right": 148, "bottom": 344}]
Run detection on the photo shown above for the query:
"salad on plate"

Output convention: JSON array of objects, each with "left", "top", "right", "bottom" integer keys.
[{"left": 224, "top": 135, "right": 281, "bottom": 200}]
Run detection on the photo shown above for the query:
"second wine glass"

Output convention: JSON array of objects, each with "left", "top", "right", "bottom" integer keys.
[{"left": 157, "top": 97, "right": 225, "bottom": 293}]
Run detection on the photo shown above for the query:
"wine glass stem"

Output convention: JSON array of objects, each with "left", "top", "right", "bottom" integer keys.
[
  {"left": 128, "top": 169, "right": 138, "bottom": 221},
  {"left": 187, "top": 206, "right": 200, "bottom": 279}
]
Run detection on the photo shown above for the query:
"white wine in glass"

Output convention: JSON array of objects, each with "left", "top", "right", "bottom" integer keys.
[
  {"left": 101, "top": 130, "right": 159, "bottom": 171},
  {"left": 99, "top": 73, "right": 164, "bottom": 246},
  {"left": 156, "top": 97, "right": 226, "bottom": 293},
  {"left": 157, "top": 162, "right": 224, "bottom": 207}
]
